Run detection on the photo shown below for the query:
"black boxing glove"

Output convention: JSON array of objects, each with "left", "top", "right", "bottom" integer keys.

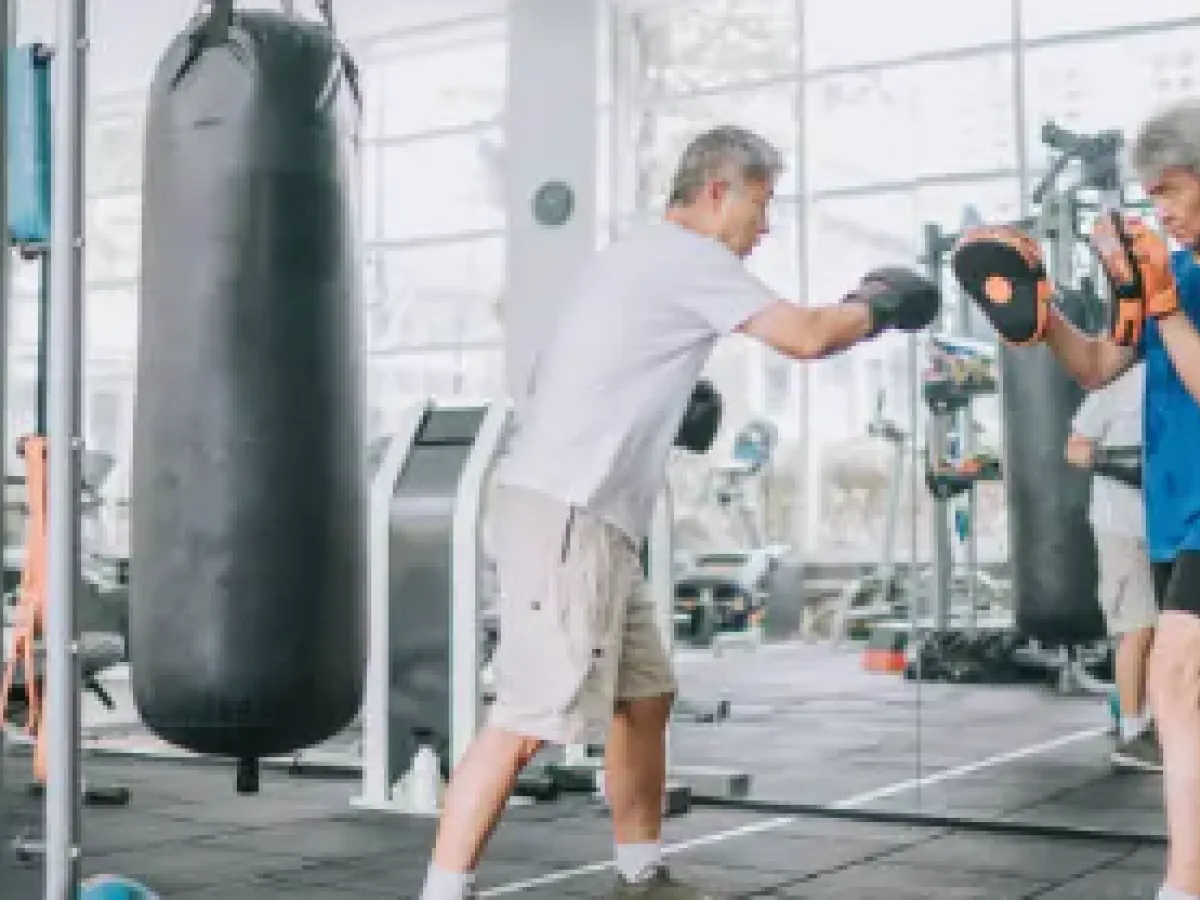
[
  {"left": 674, "top": 379, "right": 723, "bottom": 454},
  {"left": 843, "top": 267, "right": 942, "bottom": 338}
]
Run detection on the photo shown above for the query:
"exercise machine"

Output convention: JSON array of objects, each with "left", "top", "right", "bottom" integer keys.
[{"left": 351, "top": 398, "right": 509, "bottom": 813}]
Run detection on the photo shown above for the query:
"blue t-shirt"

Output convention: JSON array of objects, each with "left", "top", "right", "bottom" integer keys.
[{"left": 1142, "top": 249, "right": 1200, "bottom": 561}]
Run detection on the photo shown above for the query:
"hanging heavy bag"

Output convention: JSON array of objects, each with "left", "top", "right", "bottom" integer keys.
[{"left": 129, "top": 0, "right": 366, "bottom": 790}]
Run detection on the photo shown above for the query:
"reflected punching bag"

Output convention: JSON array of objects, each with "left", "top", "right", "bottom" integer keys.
[
  {"left": 130, "top": 0, "right": 366, "bottom": 779},
  {"left": 1000, "top": 295, "right": 1103, "bottom": 643}
]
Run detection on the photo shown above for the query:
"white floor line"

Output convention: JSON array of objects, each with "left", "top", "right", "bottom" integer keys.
[{"left": 478, "top": 725, "right": 1107, "bottom": 897}]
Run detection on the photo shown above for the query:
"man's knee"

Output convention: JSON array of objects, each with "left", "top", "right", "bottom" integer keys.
[
  {"left": 480, "top": 725, "right": 546, "bottom": 767},
  {"left": 614, "top": 692, "right": 675, "bottom": 729}
]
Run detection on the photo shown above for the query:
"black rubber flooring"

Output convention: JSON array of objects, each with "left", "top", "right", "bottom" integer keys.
[
  {"left": 1, "top": 640, "right": 1173, "bottom": 897},
  {"left": 671, "top": 642, "right": 1166, "bottom": 836},
  {"left": 0, "top": 752, "right": 1168, "bottom": 898}
]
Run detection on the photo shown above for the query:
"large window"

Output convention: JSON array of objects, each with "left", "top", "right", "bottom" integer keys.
[
  {"left": 1022, "top": 26, "right": 1200, "bottom": 172},
  {"left": 626, "top": 0, "right": 799, "bottom": 99},
  {"left": 88, "top": 195, "right": 142, "bottom": 287},
  {"left": 371, "top": 130, "right": 505, "bottom": 242},
  {"left": 372, "top": 20, "right": 507, "bottom": 136},
  {"left": 367, "top": 238, "right": 504, "bottom": 351},
  {"left": 806, "top": 52, "right": 1016, "bottom": 192},
  {"left": 804, "top": 0, "right": 1012, "bottom": 70},
  {"left": 362, "top": 17, "right": 509, "bottom": 414},
  {"left": 1020, "top": 0, "right": 1197, "bottom": 41}
]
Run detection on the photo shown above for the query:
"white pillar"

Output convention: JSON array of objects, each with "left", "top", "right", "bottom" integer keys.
[{"left": 504, "top": 0, "right": 599, "bottom": 410}]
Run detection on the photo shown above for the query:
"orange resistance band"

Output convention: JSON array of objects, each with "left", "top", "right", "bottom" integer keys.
[{"left": 0, "top": 435, "right": 50, "bottom": 783}]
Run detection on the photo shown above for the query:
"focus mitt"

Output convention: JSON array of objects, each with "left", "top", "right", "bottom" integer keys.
[
  {"left": 675, "top": 379, "right": 723, "bottom": 454},
  {"left": 1089, "top": 211, "right": 1180, "bottom": 347},
  {"left": 843, "top": 267, "right": 941, "bottom": 337},
  {"left": 951, "top": 225, "right": 1051, "bottom": 345}
]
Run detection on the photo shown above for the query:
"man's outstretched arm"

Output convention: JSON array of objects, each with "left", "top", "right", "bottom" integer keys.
[
  {"left": 738, "top": 300, "right": 871, "bottom": 361},
  {"left": 738, "top": 267, "right": 941, "bottom": 362}
]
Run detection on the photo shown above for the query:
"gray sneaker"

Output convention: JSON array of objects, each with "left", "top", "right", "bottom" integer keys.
[
  {"left": 612, "top": 865, "right": 725, "bottom": 898},
  {"left": 1111, "top": 730, "right": 1163, "bottom": 773}
]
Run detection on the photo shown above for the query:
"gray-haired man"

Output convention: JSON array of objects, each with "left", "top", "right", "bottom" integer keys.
[
  {"left": 416, "top": 126, "right": 942, "bottom": 900},
  {"left": 953, "top": 98, "right": 1200, "bottom": 900}
]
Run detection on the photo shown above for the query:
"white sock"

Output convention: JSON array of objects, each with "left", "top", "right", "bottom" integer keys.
[
  {"left": 615, "top": 842, "right": 662, "bottom": 882},
  {"left": 1120, "top": 713, "right": 1150, "bottom": 741},
  {"left": 1158, "top": 886, "right": 1200, "bottom": 900},
  {"left": 418, "top": 863, "right": 475, "bottom": 900}
]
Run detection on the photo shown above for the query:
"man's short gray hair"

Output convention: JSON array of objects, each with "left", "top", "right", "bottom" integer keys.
[
  {"left": 668, "top": 126, "right": 784, "bottom": 206},
  {"left": 1131, "top": 99, "right": 1200, "bottom": 185}
]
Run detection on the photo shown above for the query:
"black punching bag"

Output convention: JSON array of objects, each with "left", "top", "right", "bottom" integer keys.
[
  {"left": 1000, "top": 317, "right": 1103, "bottom": 644},
  {"left": 130, "top": 1, "right": 366, "bottom": 781}
]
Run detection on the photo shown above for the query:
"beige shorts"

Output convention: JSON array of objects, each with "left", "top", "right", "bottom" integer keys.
[
  {"left": 1096, "top": 532, "right": 1158, "bottom": 635},
  {"left": 487, "top": 486, "right": 676, "bottom": 745}
]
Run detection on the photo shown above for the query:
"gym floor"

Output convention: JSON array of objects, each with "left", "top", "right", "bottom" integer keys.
[{"left": 1, "top": 641, "right": 1169, "bottom": 898}]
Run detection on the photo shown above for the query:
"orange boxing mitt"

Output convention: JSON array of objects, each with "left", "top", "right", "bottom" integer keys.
[
  {"left": 1089, "top": 211, "right": 1179, "bottom": 347},
  {"left": 951, "top": 225, "right": 1052, "bottom": 345}
]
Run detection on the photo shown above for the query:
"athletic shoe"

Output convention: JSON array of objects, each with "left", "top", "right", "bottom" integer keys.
[
  {"left": 611, "top": 865, "right": 725, "bottom": 898},
  {"left": 1111, "top": 729, "right": 1163, "bottom": 773}
]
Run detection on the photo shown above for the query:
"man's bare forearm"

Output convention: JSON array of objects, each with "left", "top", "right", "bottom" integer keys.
[
  {"left": 1043, "top": 306, "right": 1134, "bottom": 389},
  {"left": 739, "top": 299, "right": 872, "bottom": 361},
  {"left": 805, "top": 302, "right": 873, "bottom": 359},
  {"left": 1158, "top": 311, "right": 1200, "bottom": 406}
]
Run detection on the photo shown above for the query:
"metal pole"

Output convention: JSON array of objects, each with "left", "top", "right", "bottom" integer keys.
[
  {"left": 0, "top": 0, "right": 10, "bottom": 845},
  {"left": 45, "top": 0, "right": 87, "bottom": 893},
  {"left": 956, "top": 269, "right": 978, "bottom": 634}
]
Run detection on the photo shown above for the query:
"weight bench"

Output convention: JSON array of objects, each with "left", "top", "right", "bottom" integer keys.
[{"left": 6, "top": 630, "right": 132, "bottom": 864}]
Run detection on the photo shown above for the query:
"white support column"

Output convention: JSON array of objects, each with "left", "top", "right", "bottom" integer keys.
[{"left": 503, "top": 0, "right": 599, "bottom": 410}]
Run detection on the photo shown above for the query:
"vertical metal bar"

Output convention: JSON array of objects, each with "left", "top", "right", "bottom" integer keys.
[
  {"left": 37, "top": 252, "right": 49, "bottom": 433},
  {"left": 1012, "top": 0, "right": 1030, "bottom": 216},
  {"left": 45, "top": 0, "right": 87, "bottom": 893},
  {"left": 0, "top": 0, "right": 10, "bottom": 845},
  {"left": 930, "top": 418, "right": 953, "bottom": 634},
  {"left": 792, "top": 0, "right": 811, "bottom": 559},
  {"left": 954, "top": 257, "right": 978, "bottom": 633},
  {"left": 999, "top": 0, "right": 1026, "bottom": 633}
]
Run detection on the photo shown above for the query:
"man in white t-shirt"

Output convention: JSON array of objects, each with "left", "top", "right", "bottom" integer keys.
[
  {"left": 1066, "top": 361, "right": 1160, "bottom": 773},
  {"left": 417, "top": 126, "right": 942, "bottom": 900}
]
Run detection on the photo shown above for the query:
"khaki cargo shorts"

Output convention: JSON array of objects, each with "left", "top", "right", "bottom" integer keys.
[
  {"left": 1096, "top": 532, "right": 1158, "bottom": 635},
  {"left": 487, "top": 485, "right": 677, "bottom": 745}
]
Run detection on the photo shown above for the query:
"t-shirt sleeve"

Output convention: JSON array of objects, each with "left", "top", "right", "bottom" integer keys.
[
  {"left": 1071, "top": 389, "right": 1107, "bottom": 440},
  {"left": 674, "top": 239, "right": 778, "bottom": 334}
]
